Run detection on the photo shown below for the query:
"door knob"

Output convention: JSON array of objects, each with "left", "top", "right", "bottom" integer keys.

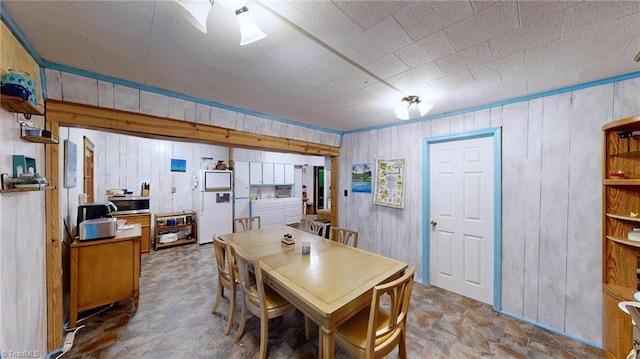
[{"left": 430, "top": 220, "right": 437, "bottom": 226}]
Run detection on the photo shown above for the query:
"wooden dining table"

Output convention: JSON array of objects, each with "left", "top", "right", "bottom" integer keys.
[{"left": 220, "top": 225, "right": 408, "bottom": 359}]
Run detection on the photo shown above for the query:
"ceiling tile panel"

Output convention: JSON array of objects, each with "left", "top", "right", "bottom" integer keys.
[
  {"left": 201, "top": 48, "right": 258, "bottom": 77},
  {"left": 335, "top": 1, "right": 410, "bottom": 30},
  {"left": 315, "top": 54, "right": 357, "bottom": 76},
  {"left": 592, "top": 13, "right": 640, "bottom": 50},
  {"left": 393, "top": 1, "right": 475, "bottom": 41},
  {"left": 444, "top": 2, "right": 519, "bottom": 51},
  {"left": 436, "top": 42, "right": 494, "bottom": 74},
  {"left": 248, "top": 55, "right": 299, "bottom": 83},
  {"left": 518, "top": 1, "right": 577, "bottom": 26},
  {"left": 524, "top": 27, "right": 597, "bottom": 67},
  {"left": 3, "top": 1, "right": 81, "bottom": 31},
  {"left": 365, "top": 53, "right": 410, "bottom": 79},
  {"left": 394, "top": 31, "right": 456, "bottom": 68},
  {"left": 145, "top": 57, "right": 197, "bottom": 92},
  {"left": 86, "top": 34, "right": 150, "bottom": 70},
  {"left": 348, "top": 16, "right": 413, "bottom": 61},
  {"left": 291, "top": 63, "right": 341, "bottom": 88},
  {"left": 328, "top": 70, "right": 378, "bottom": 94},
  {"left": 91, "top": 50, "right": 147, "bottom": 85},
  {"left": 562, "top": 1, "right": 640, "bottom": 36},
  {"left": 470, "top": 1, "right": 500, "bottom": 14},
  {"left": 149, "top": 38, "right": 207, "bottom": 70},
  {"left": 299, "top": 2, "right": 364, "bottom": 46},
  {"left": 429, "top": 71, "right": 476, "bottom": 92},
  {"left": 488, "top": 12, "right": 563, "bottom": 59},
  {"left": 74, "top": 1, "right": 154, "bottom": 39},
  {"left": 527, "top": 68, "right": 582, "bottom": 94},
  {"left": 271, "top": 78, "right": 316, "bottom": 98},
  {"left": 387, "top": 62, "right": 444, "bottom": 89},
  {"left": 266, "top": 31, "right": 329, "bottom": 71}
]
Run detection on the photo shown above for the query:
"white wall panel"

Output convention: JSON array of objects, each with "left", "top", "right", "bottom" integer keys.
[
  {"left": 167, "top": 97, "right": 186, "bottom": 120},
  {"left": 337, "top": 76, "right": 639, "bottom": 346},
  {"left": 97, "top": 80, "right": 115, "bottom": 108},
  {"left": 61, "top": 72, "right": 98, "bottom": 106},
  {"left": 45, "top": 68, "right": 62, "bottom": 100},
  {"left": 114, "top": 84, "right": 139, "bottom": 112}
]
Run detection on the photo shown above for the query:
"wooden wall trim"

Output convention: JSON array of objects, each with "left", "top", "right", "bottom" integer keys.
[
  {"left": 45, "top": 120, "right": 62, "bottom": 350},
  {"left": 46, "top": 100, "right": 340, "bottom": 157}
]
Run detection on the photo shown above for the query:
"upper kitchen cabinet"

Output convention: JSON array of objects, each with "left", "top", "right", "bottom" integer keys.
[
  {"left": 284, "top": 164, "right": 294, "bottom": 185},
  {"left": 262, "top": 162, "right": 275, "bottom": 184},
  {"left": 249, "top": 162, "right": 262, "bottom": 185},
  {"left": 274, "top": 163, "right": 285, "bottom": 184},
  {"left": 234, "top": 161, "right": 250, "bottom": 198}
]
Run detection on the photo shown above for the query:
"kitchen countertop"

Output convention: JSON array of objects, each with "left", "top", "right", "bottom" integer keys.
[{"left": 72, "top": 223, "right": 141, "bottom": 247}]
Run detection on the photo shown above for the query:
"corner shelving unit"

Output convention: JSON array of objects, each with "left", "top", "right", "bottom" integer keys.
[
  {"left": 154, "top": 211, "right": 197, "bottom": 250},
  {"left": 602, "top": 115, "right": 640, "bottom": 359}
]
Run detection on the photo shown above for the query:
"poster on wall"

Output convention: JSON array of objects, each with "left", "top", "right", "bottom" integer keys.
[
  {"left": 351, "top": 163, "right": 372, "bottom": 193},
  {"left": 64, "top": 139, "right": 77, "bottom": 188},
  {"left": 171, "top": 159, "right": 187, "bottom": 172},
  {"left": 373, "top": 158, "right": 406, "bottom": 209}
]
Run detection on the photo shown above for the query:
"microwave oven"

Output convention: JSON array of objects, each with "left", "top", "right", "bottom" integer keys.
[
  {"left": 107, "top": 196, "right": 150, "bottom": 215},
  {"left": 199, "top": 170, "right": 232, "bottom": 191}
]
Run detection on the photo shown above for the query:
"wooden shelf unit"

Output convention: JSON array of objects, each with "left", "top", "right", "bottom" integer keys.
[
  {"left": 602, "top": 115, "right": 640, "bottom": 359},
  {"left": 0, "top": 185, "right": 55, "bottom": 193},
  {"left": 0, "top": 94, "right": 43, "bottom": 116},
  {"left": 154, "top": 211, "right": 197, "bottom": 250}
]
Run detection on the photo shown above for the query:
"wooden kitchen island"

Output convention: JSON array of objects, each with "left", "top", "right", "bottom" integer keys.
[{"left": 69, "top": 223, "right": 141, "bottom": 328}]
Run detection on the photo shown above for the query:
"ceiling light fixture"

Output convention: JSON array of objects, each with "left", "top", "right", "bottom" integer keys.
[
  {"left": 235, "top": 6, "right": 266, "bottom": 46},
  {"left": 394, "top": 95, "right": 433, "bottom": 120},
  {"left": 173, "top": 0, "right": 213, "bottom": 33},
  {"left": 174, "top": 0, "right": 266, "bottom": 45}
]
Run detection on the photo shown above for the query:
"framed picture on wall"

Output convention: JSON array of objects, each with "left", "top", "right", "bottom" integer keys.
[{"left": 64, "top": 139, "right": 77, "bottom": 188}]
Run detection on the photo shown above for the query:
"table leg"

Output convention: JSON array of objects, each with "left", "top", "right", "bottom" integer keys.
[{"left": 321, "top": 325, "right": 335, "bottom": 359}]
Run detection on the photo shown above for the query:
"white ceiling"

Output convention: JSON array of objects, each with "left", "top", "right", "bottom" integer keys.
[{"left": 2, "top": 1, "right": 639, "bottom": 132}]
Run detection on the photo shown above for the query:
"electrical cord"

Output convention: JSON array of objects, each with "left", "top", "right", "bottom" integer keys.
[
  {"left": 63, "top": 303, "right": 113, "bottom": 330},
  {"left": 53, "top": 325, "right": 84, "bottom": 359}
]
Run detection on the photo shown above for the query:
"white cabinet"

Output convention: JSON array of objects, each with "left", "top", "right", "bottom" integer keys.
[
  {"left": 274, "top": 163, "right": 285, "bottom": 184},
  {"left": 234, "top": 161, "right": 250, "bottom": 198},
  {"left": 249, "top": 162, "right": 262, "bottom": 185},
  {"left": 251, "top": 199, "right": 285, "bottom": 228},
  {"left": 284, "top": 197, "right": 302, "bottom": 224},
  {"left": 284, "top": 164, "right": 294, "bottom": 185},
  {"left": 262, "top": 162, "right": 274, "bottom": 185},
  {"left": 234, "top": 198, "right": 250, "bottom": 219}
]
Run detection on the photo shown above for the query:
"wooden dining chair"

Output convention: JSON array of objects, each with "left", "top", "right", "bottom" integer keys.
[
  {"left": 330, "top": 227, "right": 359, "bottom": 247},
  {"left": 304, "top": 219, "right": 330, "bottom": 238},
  {"left": 211, "top": 236, "right": 240, "bottom": 335},
  {"left": 232, "top": 246, "right": 296, "bottom": 359},
  {"left": 334, "top": 267, "right": 415, "bottom": 359},
  {"left": 233, "top": 216, "right": 261, "bottom": 233}
]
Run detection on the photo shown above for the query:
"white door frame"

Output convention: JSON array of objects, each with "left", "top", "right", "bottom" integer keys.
[{"left": 422, "top": 128, "right": 502, "bottom": 311}]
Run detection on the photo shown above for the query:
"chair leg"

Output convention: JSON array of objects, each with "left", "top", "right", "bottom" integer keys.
[
  {"left": 211, "top": 282, "right": 224, "bottom": 314},
  {"left": 224, "top": 285, "right": 236, "bottom": 335},
  {"left": 398, "top": 328, "right": 407, "bottom": 359},
  {"left": 259, "top": 315, "right": 268, "bottom": 359},
  {"left": 234, "top": 299, "right": 247, "bottom": 343}
]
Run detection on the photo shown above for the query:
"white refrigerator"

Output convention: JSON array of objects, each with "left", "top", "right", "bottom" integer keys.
[{"left": 192, "top": 170, "right": 233, "bottom": 244}]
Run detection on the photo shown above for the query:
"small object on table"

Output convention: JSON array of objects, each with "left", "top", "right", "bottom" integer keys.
[
  {"left": 301, "top": 240, "right": 310, "bottom": 255},
  {"left": 281, "top": 233, "right": 294, "bottom": 246}
]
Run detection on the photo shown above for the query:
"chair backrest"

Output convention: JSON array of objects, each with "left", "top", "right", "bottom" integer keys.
[
  {"left": 233, "top": 216, "right": 261, "bottom": 233},
  {"left": 232, "top": 246, "right": 267, "bottom": 318},
  {"left": 213, "top": 236, "right": 235, "bottom": 286},
  {"left": 305, "top": 219, "right": 329, "bottom": 237},
  {"left": 330, "top": 227, "right": 358, "bottom": 247},
  {"left": 365, "top": 267, "right": 415, "bottom": 358}
]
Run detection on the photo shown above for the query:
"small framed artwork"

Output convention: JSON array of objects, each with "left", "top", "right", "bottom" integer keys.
[
  {"left": 171, "top": 158, "right": 187, "bottom": 172},
  {"left": 64, "top": 140, "right": 77, "bottom": 188}
]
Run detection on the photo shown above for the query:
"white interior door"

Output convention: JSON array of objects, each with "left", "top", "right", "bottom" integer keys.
[{"left": 429, "top": 136, "right": 494, "bottom": 304}]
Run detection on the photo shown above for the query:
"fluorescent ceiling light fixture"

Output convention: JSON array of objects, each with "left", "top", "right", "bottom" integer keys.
[
  {"left": 394, "top": 95, "right": 433, "bottom": 120},
  {"left": 174, "top": 0, "right": 213, "bottom": 33},
  {"left": 236, "top": 6, "right": 266, "bottom": 46}
]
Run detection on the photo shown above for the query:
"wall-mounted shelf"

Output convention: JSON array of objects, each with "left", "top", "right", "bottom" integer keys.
[
  {"left": 20, "top": 134, "right": 58, "bottom": 144},
  {"left": 0, "top": 185, "right": 55, "bottom": 193},
  {"left": 0, "top": 94, "right": 43, "bottom": 117}
]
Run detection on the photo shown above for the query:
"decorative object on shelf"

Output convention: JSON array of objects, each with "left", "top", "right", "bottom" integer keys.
[
  {"left": 64, "top": 140, "right": 77, "bottom": 188},
  {"left": 1, "top": 83, "right": 29, "bottom": 100},
  {"left": 1, "top": 69, "right": 37, "bottom": 107},
  {"left": 628, "top": 229, "right": 640, "bottom": 241},
  {"left": 631, "top": 212, "right": 639, "bottom": 218},
  {"left": 215, "top": 160, "right": 228, "bottom": 170},
  {"left": 609, "top": 170, "right": 626, "bottom": 179},
  {"left": 12, "top": 154, "right": 36, "bottom": 177}
]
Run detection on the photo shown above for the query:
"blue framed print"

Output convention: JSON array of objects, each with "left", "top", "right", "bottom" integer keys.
[{"left": 170, "top": 158, "right": 186, "bottom": 172}]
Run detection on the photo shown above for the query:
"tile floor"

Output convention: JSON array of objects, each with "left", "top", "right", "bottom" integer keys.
[{"left": 65, "top": 239, "right": 605, "bottom": 358}]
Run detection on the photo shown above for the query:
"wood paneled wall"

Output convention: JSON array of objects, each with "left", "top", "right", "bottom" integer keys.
[
  {"left": 0, "top": 22, "right": 49, "bottom": 355},
  {"left": 337, "top": 77, "right": 640, "bottom": 345}
]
